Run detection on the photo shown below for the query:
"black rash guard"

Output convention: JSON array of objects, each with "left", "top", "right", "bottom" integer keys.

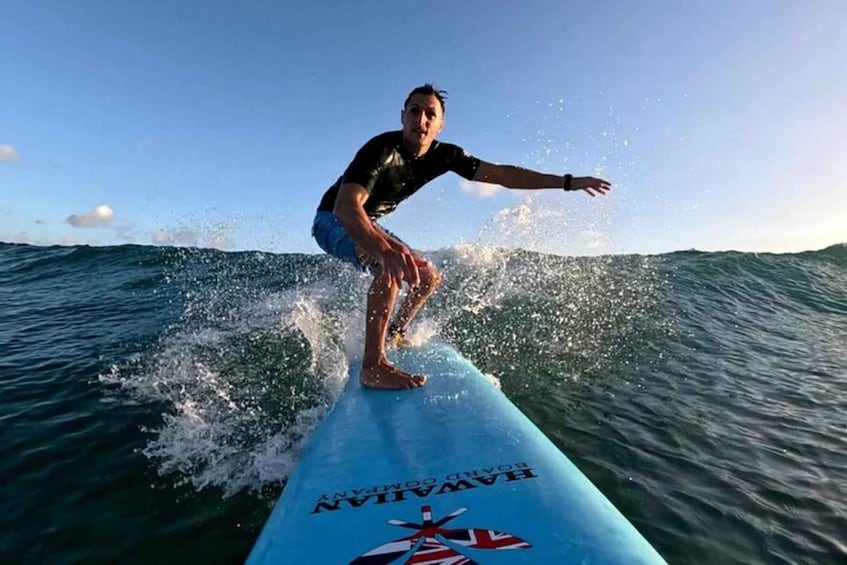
[{"left": 317, "top": 131, "right": 481, "bottom": 220}]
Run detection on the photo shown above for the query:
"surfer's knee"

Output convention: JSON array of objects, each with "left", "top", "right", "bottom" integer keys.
[
  {"left": 430, "top": 267, "right": 443, "bottom": 290},
  {"left": 419, "top": 263, "right": 442, "bottom": 293}
]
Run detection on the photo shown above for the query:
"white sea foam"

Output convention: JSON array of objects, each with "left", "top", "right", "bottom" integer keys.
[
  {"left": 100, "top": 273, "right": 369, "bottom": 496},
  {"left": 405, "top": 318, "right": 440, "bottom": 346}
]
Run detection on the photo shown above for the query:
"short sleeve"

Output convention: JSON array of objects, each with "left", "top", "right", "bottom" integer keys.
[
  {"left": 442, "top": 143, "right": 481, "bottom": 180},
  {"left": 341, "top": 134, "right": 392, "bottom": 193}
]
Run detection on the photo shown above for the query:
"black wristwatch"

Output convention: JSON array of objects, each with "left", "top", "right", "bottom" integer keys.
[{"left": 563, "top": 174, "right": 573, "bottom": 191}]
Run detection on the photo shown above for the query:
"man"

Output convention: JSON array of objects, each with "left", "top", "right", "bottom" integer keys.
[{"left": 313, "top": 84, "right": 611, "bottom": 391}]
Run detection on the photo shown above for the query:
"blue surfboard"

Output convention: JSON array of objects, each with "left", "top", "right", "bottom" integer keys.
[{"left": 248, "top": 341, "right": 665, "bottom": 564}]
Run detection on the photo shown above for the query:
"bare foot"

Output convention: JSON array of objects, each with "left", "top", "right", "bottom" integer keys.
[{"left": 360, "top": 359, "right": 427, "bottom": 390}]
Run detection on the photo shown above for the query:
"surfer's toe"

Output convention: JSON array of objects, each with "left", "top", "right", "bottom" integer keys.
[{"left": 360, "top": 363, "right": 427, "bottom": 390}]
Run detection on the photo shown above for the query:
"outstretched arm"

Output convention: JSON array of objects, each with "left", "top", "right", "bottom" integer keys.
[{"left": 472, "top": 161, "right": 611, "bottom": 197}]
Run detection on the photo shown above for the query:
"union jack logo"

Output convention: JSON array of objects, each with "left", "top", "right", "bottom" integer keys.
[{"left": 350, "top": 505, "right": 531, "bottom": 564}]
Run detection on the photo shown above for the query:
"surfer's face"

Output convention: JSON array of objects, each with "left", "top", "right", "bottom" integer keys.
[{"left": 401, "top": 94, "right": 444, "bottom": 156}]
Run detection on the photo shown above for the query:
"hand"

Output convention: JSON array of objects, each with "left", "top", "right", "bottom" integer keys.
[
  {"left": 380, "top": 245, "right": 420, "bottom": 288},
  {"left": 571, "top": 176, "right": 612, "bottom": 197}
]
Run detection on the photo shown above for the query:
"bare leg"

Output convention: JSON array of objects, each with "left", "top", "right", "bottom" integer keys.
[
  {"left": 388, "top": 262, "right": 442, "bottom": 347},
  {"left": 360, "top": 269, "right": 427, "bottom": 390}
]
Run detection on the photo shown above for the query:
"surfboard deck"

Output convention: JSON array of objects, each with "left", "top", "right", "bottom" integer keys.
[{"left": 248, "top": 341, "right": 665, "bottom": 564}]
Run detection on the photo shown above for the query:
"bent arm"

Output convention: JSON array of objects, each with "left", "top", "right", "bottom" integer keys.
[
  {"left": 472, "top": 161, "right": 611, "bottom": 196},
  {"left": 333, "top": 183, "right": 420, "bottom": 285},
  {"left": 333, "top": 183, "right": 393, "bottom": 258}
]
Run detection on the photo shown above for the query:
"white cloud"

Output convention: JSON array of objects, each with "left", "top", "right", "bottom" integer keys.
[
  {"left": 67, "top": 205, "right": 115, "bottom": 228},
  {"left": 460, "top": 179, "right": 501, "bottom": 198},
  {"left": 152, "top": 229, "right": 199, "bottom": 247},
  {"left": 0, "top": 231, "right": 33, "bottom": 244},
  {"left": 206, "top": 231, "right": 231, "bottom": 250},
  {"left": 0, "top": 145, "right": 20, "bottom": 162},
  {"left": 61, "top": 235, "right": 86, "bottom": 246},
  {"left": 152, "top": 227, "right": 232, "bottom": 250}
]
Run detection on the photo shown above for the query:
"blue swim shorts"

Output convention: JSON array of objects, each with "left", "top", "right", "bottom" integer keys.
[{"left": 313, "top": 211, "right": 405, "bottom": 273}]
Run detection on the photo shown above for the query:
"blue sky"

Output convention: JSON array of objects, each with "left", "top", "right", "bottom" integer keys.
[{"left": 2, "top": 0, "right": 845, "bottom": 255}]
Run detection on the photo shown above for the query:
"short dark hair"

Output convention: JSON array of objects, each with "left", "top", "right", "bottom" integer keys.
[{"left": 404, "top": 84, "right": 448, "bottom": 113}]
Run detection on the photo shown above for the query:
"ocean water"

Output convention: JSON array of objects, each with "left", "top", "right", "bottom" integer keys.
[{"left": 1, "top": 241, "right": 845, "bottom": 564}]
